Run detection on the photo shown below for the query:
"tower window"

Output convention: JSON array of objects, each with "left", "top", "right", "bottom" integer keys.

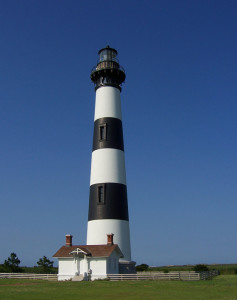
[
  {"left": 99, "top": 124, "right": 107, "bottom": 141},
  {"left": 97, "top": 185, "right": 105, "bottom": 204}
]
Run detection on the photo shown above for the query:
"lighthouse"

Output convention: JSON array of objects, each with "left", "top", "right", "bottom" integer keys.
[{"left": 87, "top": 46, "right": 135, "bottom": 271}]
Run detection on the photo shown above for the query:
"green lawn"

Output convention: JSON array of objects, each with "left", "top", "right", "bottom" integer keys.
[
  {"left": 149, "top": 263, "right": 237, "bottom": 275},
  {"left": 0, "top": 275, "right": 236, "bottom": 300}
]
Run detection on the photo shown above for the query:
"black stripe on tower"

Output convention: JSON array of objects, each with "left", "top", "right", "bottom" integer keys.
[
  {"left": 93, "top": 117, "right": 124, "bottom": 151},
  {"left": 88, "top": 183, "right": 129, "bottom": 221},
  {"left": 92, "top": 75, "right": 125, "bottom": 91}
]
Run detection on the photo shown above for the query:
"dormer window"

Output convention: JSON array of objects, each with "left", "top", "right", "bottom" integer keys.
[{"left": 99, "top": 124, "right": 107, "bottom": 141}]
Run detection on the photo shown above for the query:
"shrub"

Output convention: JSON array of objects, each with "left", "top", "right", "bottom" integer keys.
[
  {"left": 136, "top": 264, "right": 149, "bottom": 272},
  {"left": 193, "top": 264, "right": 209, "bottom": 272}
]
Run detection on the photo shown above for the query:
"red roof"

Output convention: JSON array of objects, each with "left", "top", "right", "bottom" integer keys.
[{"left": 53, "top": 244, "right": 123, "bottom": 258}]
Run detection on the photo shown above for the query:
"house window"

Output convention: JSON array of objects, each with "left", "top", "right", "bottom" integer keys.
[
  {"left": 97, "top": 185, "right": 105, "bottom": 204},
  {"left": 99, "top": 124, "right": 107, "bottom": 141}
]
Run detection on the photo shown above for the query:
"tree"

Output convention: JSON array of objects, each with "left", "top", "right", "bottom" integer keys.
[
  {"left": 4, "top": 253, "right": 21, "bottom": 272},
  {"left": 37, "top": 256, "right": 54, "bottom": 273},
  {"left": 136, "top": 263, "right": 149, "bottom": 272}
]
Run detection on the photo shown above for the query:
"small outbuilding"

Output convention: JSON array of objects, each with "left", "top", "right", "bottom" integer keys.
[{"left": 53, "top": 234, "right": 123, "bottom": 281}]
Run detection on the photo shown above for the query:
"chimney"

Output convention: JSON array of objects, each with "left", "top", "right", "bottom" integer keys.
[
  {"left": 65, "top": 234, "right": 73, "bottom": 247},
  {"left": 107, "top": 233, "right": 114, "bottom": 246}
]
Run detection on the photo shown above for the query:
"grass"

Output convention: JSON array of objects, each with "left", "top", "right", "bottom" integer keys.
[
  {"left": 149, "top": 263, "right": 237, "bottom": 275},
  {"left": 209, "top": 264, "right": 237, "bottom": 275},
  {"left": 0, "top": 275, "right": 236, "bottom": 300}
]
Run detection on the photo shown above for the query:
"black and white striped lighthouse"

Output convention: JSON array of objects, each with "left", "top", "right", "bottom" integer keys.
[{"left": 87, "top": 46, "right": 133, "bottom": 266}]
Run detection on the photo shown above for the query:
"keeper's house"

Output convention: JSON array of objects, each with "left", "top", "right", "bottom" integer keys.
[{"left": 53, "top": 234, "right": 123, "bottom": 281}]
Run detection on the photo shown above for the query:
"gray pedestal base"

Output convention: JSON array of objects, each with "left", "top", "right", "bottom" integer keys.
[{"left": 119, "top": 260, "right": 136, "bottom": 274}]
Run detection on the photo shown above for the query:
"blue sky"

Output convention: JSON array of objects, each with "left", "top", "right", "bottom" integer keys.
[{"left": 0, "top": 0, "right": 236, "bottom": 267}]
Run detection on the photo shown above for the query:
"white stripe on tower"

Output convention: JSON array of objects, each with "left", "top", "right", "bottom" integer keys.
[
  {"left": 94, "top": 87, "right": 122, "bottom": 120},
  {"left": 87, "top": 46, "right": 131, "bottom": 262},
  {"left": 90, "top": 148, "right": 126, "bottom": 185}
]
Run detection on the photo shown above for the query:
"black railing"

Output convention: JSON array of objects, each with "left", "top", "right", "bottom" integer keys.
[{"left": 91, "top": 61, "right": 125, "bottom": 74}]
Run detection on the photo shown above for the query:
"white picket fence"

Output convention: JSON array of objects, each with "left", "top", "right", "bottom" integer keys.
[
  {"left": 0, "top": 273, "right": 58, "bottom": 281},
  {"left": 107, "top": 270, "right": 219, "bottom": 281},
  {"left": 0, "top": 270, "right": 219, "bottom": 282}
]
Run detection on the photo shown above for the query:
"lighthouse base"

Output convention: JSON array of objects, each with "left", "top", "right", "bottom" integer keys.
[
  {"left": 87, "top": 219, "right": 132, "bottom": 261},
  {"left": 119, "top": 260, "right": 136, "bottom": 274}
]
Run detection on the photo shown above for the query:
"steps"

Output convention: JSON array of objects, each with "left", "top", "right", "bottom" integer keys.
[{"left": 72, "top": 274, "right": 84, "bottom": 281}]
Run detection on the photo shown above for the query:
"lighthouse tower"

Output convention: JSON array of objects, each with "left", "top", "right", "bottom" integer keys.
[{"left": 87, "top": 46, "right": 134, "bottom": 270}]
